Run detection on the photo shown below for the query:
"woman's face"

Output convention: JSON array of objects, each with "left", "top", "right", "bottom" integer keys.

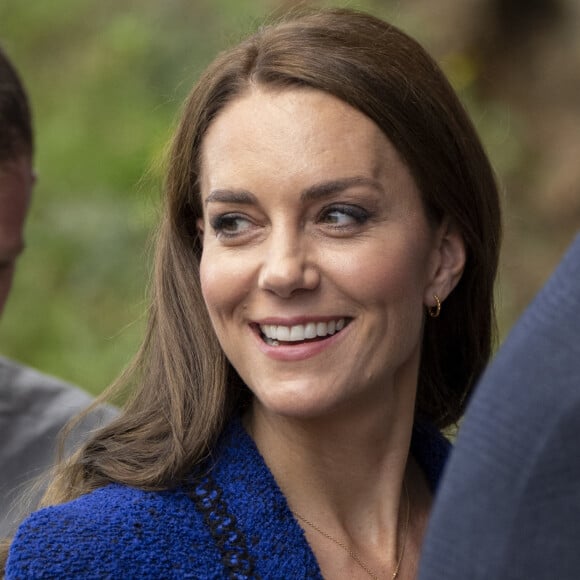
[
  {"left": 198, "top": 87, "right": 461, "bottom": 421},
  {"left": 0, "top": 157, "right": 33, "bottom": 318}
]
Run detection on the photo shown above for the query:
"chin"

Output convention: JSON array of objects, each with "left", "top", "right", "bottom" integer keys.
[{"left": 251, "top": 383, "right": 359, "bottom": 423}]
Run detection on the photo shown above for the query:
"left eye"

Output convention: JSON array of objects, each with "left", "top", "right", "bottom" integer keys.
[
  {"left": 209, "top": 213, "right": 253, "bottom": 237},
  {"left": 319, "top": 205, "right": 369, "bottom": 226}
]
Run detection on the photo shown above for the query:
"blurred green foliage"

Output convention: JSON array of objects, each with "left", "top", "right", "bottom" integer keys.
[{"left": 0, "top": 0, "right": 551, "bottom": 394}]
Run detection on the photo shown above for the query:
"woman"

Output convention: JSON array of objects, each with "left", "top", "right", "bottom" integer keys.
[{"left": 4, "top": 8, "right": 500, "bottom": 579}]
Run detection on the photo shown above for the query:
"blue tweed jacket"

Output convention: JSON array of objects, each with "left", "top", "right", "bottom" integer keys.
[{"left": 6, "top": 418, "right": 449, "bottom": 579}]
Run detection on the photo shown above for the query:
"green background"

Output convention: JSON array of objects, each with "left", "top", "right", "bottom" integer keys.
[{"left": 1, "top": 0, "right": 579, "bottom": 394}]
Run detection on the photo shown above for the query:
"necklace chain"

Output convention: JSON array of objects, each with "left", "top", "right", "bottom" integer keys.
[{"left": 294, "top": 482, "right": 410, "bottom": 580}]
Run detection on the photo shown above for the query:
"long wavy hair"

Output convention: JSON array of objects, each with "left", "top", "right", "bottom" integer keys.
[{"left": 29, "top": 8, "right": 503, "bottom": 506}]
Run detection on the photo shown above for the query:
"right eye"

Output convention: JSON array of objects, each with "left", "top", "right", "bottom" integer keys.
[{"left": 209, "top": 213, "right": 253, "bottom": 238}]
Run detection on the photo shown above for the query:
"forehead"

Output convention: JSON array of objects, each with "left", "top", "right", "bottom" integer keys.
[{"left": 199, "top": 86, "right": 407, "bottom": 186}]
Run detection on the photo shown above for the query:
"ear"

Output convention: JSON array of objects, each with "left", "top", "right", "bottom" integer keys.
[{"left": 424, "top": 218, "right": 466, "bottom": 307}]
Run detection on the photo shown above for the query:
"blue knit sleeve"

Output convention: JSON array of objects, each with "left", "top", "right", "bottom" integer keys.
[{"left": 5, "top": 484, "right": 225, "bottom": 579}]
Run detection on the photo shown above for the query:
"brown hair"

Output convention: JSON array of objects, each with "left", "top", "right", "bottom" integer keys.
[
  {"left": 0, "top": 46, "right": 33, "bottom": 162},
  {"left": 33, "top": 8, "right": 502, "bottom": 505}
]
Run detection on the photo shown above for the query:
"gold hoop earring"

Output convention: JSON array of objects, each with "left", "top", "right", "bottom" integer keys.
[{"left": 428, "top": 294, "right": 441, "bottom": 318}]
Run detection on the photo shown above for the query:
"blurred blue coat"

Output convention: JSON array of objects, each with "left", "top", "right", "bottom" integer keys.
[{"left": 419, "top": 232, "right": 580, "bottom": 580}]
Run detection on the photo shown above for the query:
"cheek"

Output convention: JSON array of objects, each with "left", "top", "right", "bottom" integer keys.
[
  {"left": 330, "top": 241, "right": 429, "bottom": 306},
  {"left": 199, "top": 250, "right": 251, "bottom": 322},
  {"left": 199, "top": 254, "right": 225, "bottom": 318}
]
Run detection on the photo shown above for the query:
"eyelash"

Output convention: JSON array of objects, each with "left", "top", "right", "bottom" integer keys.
[
  {"left": 209, "top": 213, "right": 252, "bottom": 238},
  {"left": 208, "top": 203, "right": 371, "bottom": 240},
  {"left": 318, "top": 204, "right": 370, "bottom": 227}
]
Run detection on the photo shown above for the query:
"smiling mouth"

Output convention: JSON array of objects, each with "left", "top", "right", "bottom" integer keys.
[{"left": 256, "top": 318, "right": 350, "bottom": 346}]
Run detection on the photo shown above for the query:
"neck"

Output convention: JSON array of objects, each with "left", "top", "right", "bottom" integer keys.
[
  {"left": 242, "top": 353, "right": 432, "bottom": 578},
  {"left": 244, "top": 382, "right": 416, "bottom": 535}
]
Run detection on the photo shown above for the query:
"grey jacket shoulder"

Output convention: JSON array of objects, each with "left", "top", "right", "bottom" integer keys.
[{"left": 0, "top": 356, "right": 118, "bottom": 537}]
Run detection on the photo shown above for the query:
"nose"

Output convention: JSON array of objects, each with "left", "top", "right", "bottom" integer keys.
[{"left": 258, "top": 231, "right": 320, "bottom": 298}]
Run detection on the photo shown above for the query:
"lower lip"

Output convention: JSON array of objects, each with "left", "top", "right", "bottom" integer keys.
[{"left": 252, "top": 324, "right": 350, "bottom": 361}]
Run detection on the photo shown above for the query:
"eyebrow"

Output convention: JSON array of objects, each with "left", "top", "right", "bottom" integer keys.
[
  {"left": 204, "top": 189, "right": 257, "bottom": 206},
  {"left": 300, "top": 176, "right": 384, "bottom": 201},
  {"left": 204, "top": 176, "right": 383, "bottom": 206}
]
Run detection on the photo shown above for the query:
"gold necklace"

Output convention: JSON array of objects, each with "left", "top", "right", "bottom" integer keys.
[{"left": 294, "top": 482, "right": 410, "bottom": 580}]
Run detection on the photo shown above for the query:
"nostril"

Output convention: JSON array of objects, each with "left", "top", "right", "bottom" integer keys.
[{"left": 258, "top": 256, "right": 320, "bottom": 297}]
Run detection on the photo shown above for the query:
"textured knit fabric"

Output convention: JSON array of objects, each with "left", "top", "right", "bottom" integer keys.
[
  {"left": 419, "top": 232, "right": 580, "bottom": 580},
  {"left": 0, "top": 356, "right": 118, "bottom": 537},
  {"left": 7, "top": 417, "right": 449, "bottom": 579}
]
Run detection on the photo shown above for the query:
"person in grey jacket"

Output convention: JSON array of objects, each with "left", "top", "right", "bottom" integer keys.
[
  {"left": 0, "top": 45, "right": 117, "bottom": 537},
  {"left": 419, "top": 231, "right": 580, "bottom": 580}
]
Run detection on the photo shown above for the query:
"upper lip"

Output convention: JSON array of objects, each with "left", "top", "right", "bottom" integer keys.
[{"left": 252, "top": 315, "right": 349, "bottom": 326}]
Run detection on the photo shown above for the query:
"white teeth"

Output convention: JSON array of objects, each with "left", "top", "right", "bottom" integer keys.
[
  {"left": 304, "top": 322, "right": 317, "bottom": 339},
  {"left": 277, "top": 326, "right": 291, "bottom": 341},
  {"left": 260, "top": 319, "right": 346, "bottom": 343},
  {"left": 290, "top": 326, "right": 304, "bottom": 341}
]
